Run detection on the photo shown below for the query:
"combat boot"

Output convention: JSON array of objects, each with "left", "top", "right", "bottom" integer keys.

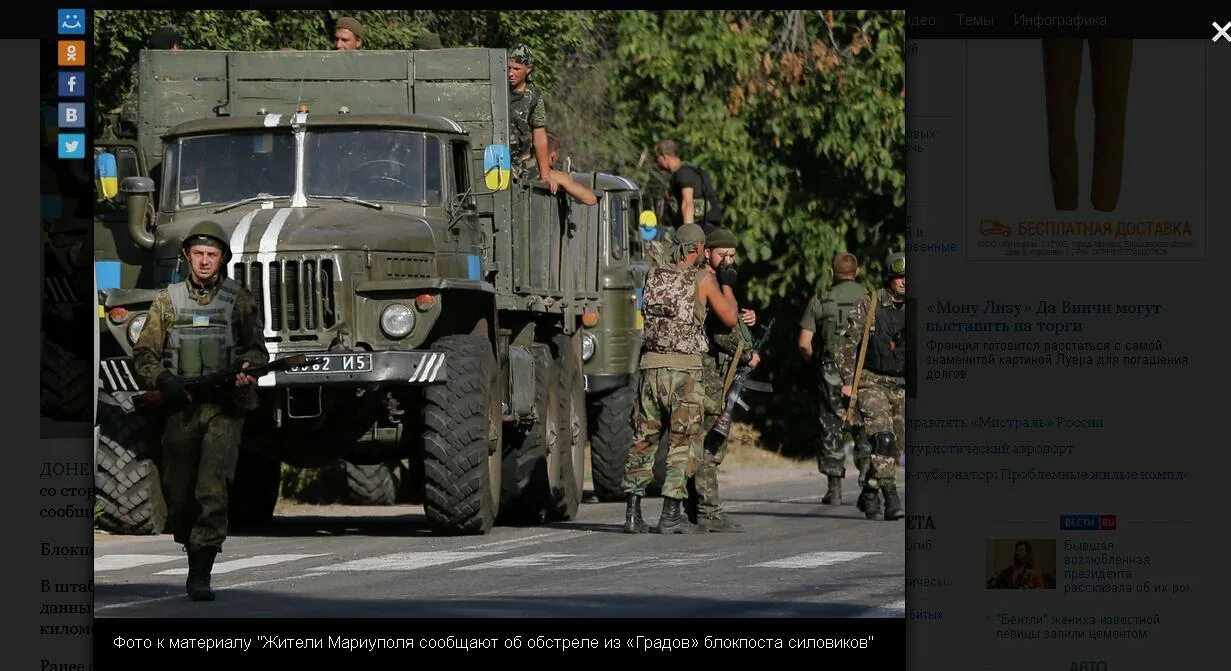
[
  {"left": 882, "top": 485, "right": 904, "bottom": 521},
  {"left": 656, "top": 498, "right": 694, "bottom": 535},
  {"left": 623, "top": 494, "right": 648, "bottom": 534},
  {"left": 822, "top": 476, "right": 843, "bottom": 505},
  {"left": 185, "top": 547, "right": 218, "bottom": 601},
  {"left": 856, "top": 485, "right": 882, "bottom": 520},
  {"left": 696, "top": 513, "right": 744, "bottom": 533}
]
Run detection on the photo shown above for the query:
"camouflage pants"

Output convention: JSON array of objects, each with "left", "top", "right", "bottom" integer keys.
[
  {"left": 161, "top": 401, "right": 244, "bottom": 551},
  {"left": 623, "top": 367, "right": 705, "bottom": 500},
  {"left": 817, "top": 359, "right": 873, "bottom": 480},
  {"left": 691, "top": 356, "right": 729, "bottom": 518},
  {"left": 853, "top": 371, "right": 905, "bottom": 488}
]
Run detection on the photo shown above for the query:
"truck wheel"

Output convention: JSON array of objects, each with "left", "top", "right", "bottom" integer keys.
[
  {"left": 41, "top": 338, "right": 90, "bottom": 421},
  {"left": 342, "top": 459, "right": 400, "bottom": 506},
  {"left": 229, "top": 449, "right": 282, "bottom": 527},
  {"left": 498, "top": 344, "right": 557, "bottom": 524},
  {"left": 95, "top": 404, "right": 166, "bottom": 535},
  {"left": 588, "top": 373, "right": 638, "bottom": 502},
  {"left": 422, "top": 334, "right": 502, "bottom": 535},
  {"left": 549, "top": 334, "right": 586, "bottom": 521}
]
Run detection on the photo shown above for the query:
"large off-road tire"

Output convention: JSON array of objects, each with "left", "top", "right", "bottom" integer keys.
[
  {"left": 550, "top": 334, "right": 587, "bottom": 521},
  {"left": 228, "top": 449, "right": 282, "bottom": 527},
  {"left": 41, "top": 337, "right": 90, "bottom": 422},
  {"left": 342, "top": 459, "right": 400, "bottom": 506},
  {"left": 588, "top": 373, "right": 638, "bottom": 502},
  {"left": 95, "top": 404, "right": 166, "bottom": 535},
  {"left": 498, "top": 344, "right": 560, "bottom": 525},
  {"left": 422, "top": 335, "right": 502, "bottom": 535}
]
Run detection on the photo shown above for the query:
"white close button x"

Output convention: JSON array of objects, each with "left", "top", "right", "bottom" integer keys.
[{"left": 1215, "top": 21, "right": 1231, "bottom": 42}]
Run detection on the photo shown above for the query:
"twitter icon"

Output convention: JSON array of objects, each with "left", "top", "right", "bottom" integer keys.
[{"left": 58, "top": 133, "right": 85, "bottom": 159}]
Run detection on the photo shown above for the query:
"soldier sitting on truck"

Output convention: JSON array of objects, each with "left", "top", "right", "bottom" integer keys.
[
  {"left": 333, "top": 16, "right": 364, "bottom": 51},
  {"left": 506, "top": 44, "right": 560, "bottom": 195}
]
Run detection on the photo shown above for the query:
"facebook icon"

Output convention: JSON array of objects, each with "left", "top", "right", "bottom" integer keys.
[{"left": 58, "top": 71, "right": 85, "bottom": 97}]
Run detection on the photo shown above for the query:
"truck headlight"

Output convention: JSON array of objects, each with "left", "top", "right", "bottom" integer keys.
[
  {"left": 126, "top": 313, "right": 147, "bottom": 344},
  {"left": 581, "top": 333, "right": 596, "bottom": 361},
  {"left": 380, "top": 303, "right": 415, "bottom": 339}
]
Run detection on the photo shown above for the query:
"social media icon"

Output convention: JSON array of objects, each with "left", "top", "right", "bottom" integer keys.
[
  {"left": 57, "top": 71, "right": 85, "bottom": 97},
  {"left": 57, "top": 9, "right": 85, "bottom": 35},
  {"left": 58, "top": 133, "right": 85, "bottom": 159},
  {"left": 58, "top": 103, "right": 84, "bottom": 128},
  {"left": 58, "top": 41, "right": 85, "bottom": 66}
]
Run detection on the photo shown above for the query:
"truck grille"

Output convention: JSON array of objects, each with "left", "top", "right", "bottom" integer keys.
[{"left": 234, "top": 257, "right": 338, "bottom": 337}]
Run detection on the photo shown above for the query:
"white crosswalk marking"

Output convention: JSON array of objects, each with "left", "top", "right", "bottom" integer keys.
[
  {"left": 95, "top": 554, "right": 182, "bottom": 572},
  {"left": 549, "top": 556, "right": 646, "bottom": 570},
  {"left": 155, "top": 554, "right": 328, "bottom": 576},
  {"left": 643, "top": 552, "right": 728, "bottom": 567},
  {"left": 318, "top": 551, "right": 503, "bottom": 571},
  {"left": 454, "top": 552, "right": 579, "bottom": 570},
  {"left": 748, "top": 551, "right": 880, "bottom": 568}
]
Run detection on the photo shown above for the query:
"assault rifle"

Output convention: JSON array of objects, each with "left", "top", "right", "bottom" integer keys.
[
  {"left": 134, "top": 354, "right": 322, "bottom": 408},
  {"left": 705, "top": 318, "right": 776, "bottom": 452}
]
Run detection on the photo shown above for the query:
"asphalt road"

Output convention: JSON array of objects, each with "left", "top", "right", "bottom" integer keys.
[{"left": 94, "top": 466, "right": 905, "bottom": 619}]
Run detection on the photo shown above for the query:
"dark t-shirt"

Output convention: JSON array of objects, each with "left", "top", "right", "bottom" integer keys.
[{"left": 670, "top": 163, "right": 722, "bottom": 228}]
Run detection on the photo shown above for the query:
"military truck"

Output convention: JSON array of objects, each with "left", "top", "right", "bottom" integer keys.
[{"left": 94, "top": 47, "right": 648, "bottom": 535}]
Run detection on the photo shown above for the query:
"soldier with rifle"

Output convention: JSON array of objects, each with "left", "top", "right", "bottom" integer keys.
[
  {"left": 688, "top": 227, "right": 760, "bottom": 532},
  {"left": 837, "top": 252, "right": 907, "bottom": 521},
  {"left": 132, "top": 221, "right": 269, "bottom": 600}
]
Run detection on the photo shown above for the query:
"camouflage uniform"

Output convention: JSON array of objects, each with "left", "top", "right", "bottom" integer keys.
[
  {"left": 622, "top": 224, "right": 709, "bottom": 534},
  {"left": 692, "top": 309, "right": 753, "bottom": 524},
  {"left": 800, "top": 279, "right": 873, "bottom": 495},
  {"left": 133, "top": 274, "right": 267, "bottom": 552},
  {"left": 836, "top": 281, "right": 907, "bottom": 521},
  {"left": 507, "top": 45, "right": 547, "bottom": 176}
]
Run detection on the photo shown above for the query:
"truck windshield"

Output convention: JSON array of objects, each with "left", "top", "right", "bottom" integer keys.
[
  {"left": 306, "top": 129, "right": 442, "bottom": 205},
  {"left": 167, "top": 132, "right": 296, "bottom": 210}
]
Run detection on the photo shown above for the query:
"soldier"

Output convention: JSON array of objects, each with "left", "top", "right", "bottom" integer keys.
[
  {"left": 622, "top": 223, "right": 739, "bottom": 534},
  {"left": 506, "top": 45, "right": 560, "bottom": 194},
  {"left": 798, "top": 252, "right": 872, "bottom": 505},
  {"left": 654, "top": 140, "right": 722, "bottom": 235},
  {"left": 132, "top": 222, "right": 269, "bottom": 600},
  {"left": 333, "top": 17, "right": 365, "bottom": 51},
  {"left": 690, "top": 227, "right": 759, "bottom": 532},
  {"left": 836, "top": 252, "right": 907, "bottom": 521},
  {"left": 546, "top": 133, "right": 597, "bottom": 206}
]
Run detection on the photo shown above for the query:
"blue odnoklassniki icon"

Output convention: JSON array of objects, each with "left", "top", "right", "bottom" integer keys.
[
  {"left": 57, "top": 71, "right": 85, "bottom": 97},
  {"left": 58, "top": 9, "right": 86, "bottom": 35},
  {"left": 58, "top": 102, "right": 85, "bottom": 128},
  {"left": 58, "top": 133, "right": 85, "bottom": 159}
]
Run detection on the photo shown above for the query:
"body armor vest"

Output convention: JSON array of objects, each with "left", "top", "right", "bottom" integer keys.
[
  {"left": 509, "top": 86, "right": 542, "bottom": 162},
  {"left": 819, "top": 280, "right": 867, "bottom": 360},
  {"left": 163, "top": 278, "right": 240, "bottom": 377},
  {"left": 642, "top": 264, "right": 708, "bottom": 355},
  {"left": 865, "top": 296, "right": 906, "bottom": 376}
]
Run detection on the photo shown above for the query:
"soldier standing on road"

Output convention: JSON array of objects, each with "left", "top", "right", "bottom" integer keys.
[
  {"left": 798, "top": 252, "right": 872, "bottom": 505},
  {"left": 836, "top": 252, "right": 907, "bottom": 521},
  {"left": 654, "top": 140, "right": 722, "bottom": 235},
  {"left": 507, "top": 45, "right": 560, "bottom": 194},
  {"left": 622, "top": 224, "right": 739, "bottom": 534},
  {"left": 132, "top": 222, "right": 269, "bottom": 600},
  {"left": 333, "top": 16, "right": 365, "bottom": 51},
  {"left": 690, "top": 227, "right": 759, "bottom": 532}
]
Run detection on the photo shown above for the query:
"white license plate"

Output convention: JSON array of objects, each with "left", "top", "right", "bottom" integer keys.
[{"left": 284, "top": 353, "right": 372, "bottom": 374}]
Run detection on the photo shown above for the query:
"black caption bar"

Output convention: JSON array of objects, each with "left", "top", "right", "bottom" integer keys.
[{"left": 907, "top": 9, "right": 1224, "bottom": 38}]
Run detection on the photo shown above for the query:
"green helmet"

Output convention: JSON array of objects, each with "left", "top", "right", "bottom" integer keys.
[
  {"left": 885, "top": 252, "right": 905, "bottom": 277},
  {"left": 705, "top": 227, "right": 738, "bottom": 249},
  {"left": 181, "top": 220, "right": 233, "bottom": 264}
]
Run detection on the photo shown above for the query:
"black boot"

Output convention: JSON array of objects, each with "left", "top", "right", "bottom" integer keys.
[
  {"left": 623, "top": 494, "right": 648, "bottom": 534},
  {"left": 882, "top": 485, "right": 904, "bottom": 521},
  {"left": 856, "top": 485, "right": 882, "bottom": 520},
  {"left": 697, "top": 512, "right": 744, "bottom": 533},
  {"left": 822, "top": 476, "right": 843, "bottom": 505},
  {"left": 656, "top": 497, "right": 693, "bottom": 534},
  {"left": 186, "top": 548, "right": 218, "bottom": 601}
]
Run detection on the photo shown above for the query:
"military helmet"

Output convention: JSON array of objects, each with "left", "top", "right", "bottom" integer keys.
[
  {"left": 181, "top": 220, "right": 233, "bottom": 264},
  {"left": 885, "top": 251, "right": 905, "bottom": 277},
  {"left": 675, "top": 223, "right": 706, "bottom": 247}
]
